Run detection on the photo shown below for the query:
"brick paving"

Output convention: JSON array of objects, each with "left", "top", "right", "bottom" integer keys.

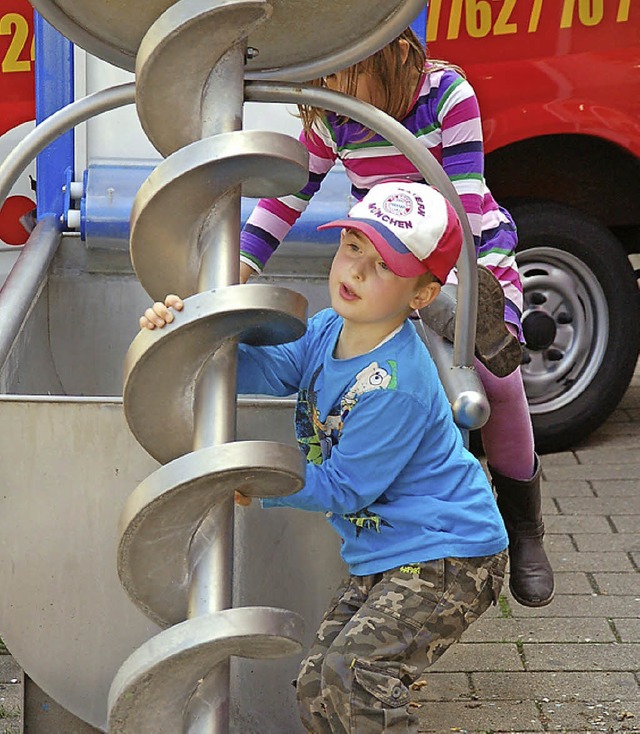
[
  {"left": 1, "top": 363, "right": 639, "bottom": 733},
  {"left": 0, "top": 653, "right": 20, "bottom": 734},
  {"left": 412, "top": 361, "right": 640, "bottom": 733}
]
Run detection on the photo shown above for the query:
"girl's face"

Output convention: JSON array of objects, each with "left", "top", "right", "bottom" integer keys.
[
  {"left": 323, "top": 69, "right": 384, "bottom": 108},
  {"left": 329, "top": 228, "right": 435, "bottom": 333}
]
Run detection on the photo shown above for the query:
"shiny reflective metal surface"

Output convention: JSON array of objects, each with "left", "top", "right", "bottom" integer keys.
[
  {"left": 135, "top": 0, "right": 269, "bottom": 155},
  {"left": 0, "top": 397, "right": 342, "bottom": 733},
  {"left": 129, "top": 131, "right": 308, "bottom": 299},
  {"left": 416, "top": 323, "right": 490, "bottom": 432},
  {"left": 123, "top": 285, "right": 307, "bottom": 463},
  {"left": 116, "top": 2, "right": 321, "bottom": 728},
  {"left": 519, "top": 247, "right": 607, "bottom": 412},
  {"left": 108, "top": 607, "right": 304, "bottom": 734},
  {"left": 118, "top": 441, "right": 305, "bottom": 626},
  {"left": 0, "top": 399, "right": 161, "bottom": 731},
  {"left": 30, "top": 0, "right": 424, "bottom": 78}
]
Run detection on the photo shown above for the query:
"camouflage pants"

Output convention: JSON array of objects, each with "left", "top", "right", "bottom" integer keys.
[{"left": 296, "top": 551, "right": 507, "bottom": 733}]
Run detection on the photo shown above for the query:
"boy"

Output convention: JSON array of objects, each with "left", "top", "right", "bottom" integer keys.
[{"left": 141, "top": 181, "right": 508, "bottom": 733}]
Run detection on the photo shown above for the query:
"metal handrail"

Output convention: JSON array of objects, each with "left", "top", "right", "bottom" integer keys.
[
  {"left": 0, "top": 83, "right": 137, "bottom": 374},
  {"left": 0, "top": 83, "right": 136, "bottom": 209},
  {"left": 0, "top": 216, "right": 60, "bottom": 369}
]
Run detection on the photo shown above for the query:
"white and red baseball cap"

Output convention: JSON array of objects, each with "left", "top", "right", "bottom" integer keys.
[{"left": 318, "top": 181, "right": 463, "bottom": 282}]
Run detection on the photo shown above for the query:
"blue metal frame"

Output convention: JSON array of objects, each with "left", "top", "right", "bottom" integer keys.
[
  {"left": 410, "top": 5, "right": 428, "bottom": 45},
  {"left": 34, "top": 13, "right": 74, "bottom": 222}
]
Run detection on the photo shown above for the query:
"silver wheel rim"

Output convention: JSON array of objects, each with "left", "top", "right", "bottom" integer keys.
[{"left": 518, "top": 246, "right": 609, "bottom": 415}]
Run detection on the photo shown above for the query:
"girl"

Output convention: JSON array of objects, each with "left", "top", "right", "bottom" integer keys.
[{"left": 239, "top": 28, "right": 553, "bottom": 608}]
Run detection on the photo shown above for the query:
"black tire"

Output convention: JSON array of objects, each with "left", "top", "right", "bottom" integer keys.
[{"left": 510, "top": 201, "right": 640, "bottom": 453}]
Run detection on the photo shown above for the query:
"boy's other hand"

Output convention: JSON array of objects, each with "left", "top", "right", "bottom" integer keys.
[
  {"left": 139, "top": 294, "right": 184, "bottom": 330},
  {"left": 234, "top": 490, "right": 252, "bottom": 506}
]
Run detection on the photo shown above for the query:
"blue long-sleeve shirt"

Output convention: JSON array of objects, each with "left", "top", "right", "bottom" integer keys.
[{"left": 238, "top": 308, "right": 507, "bottom": 575}]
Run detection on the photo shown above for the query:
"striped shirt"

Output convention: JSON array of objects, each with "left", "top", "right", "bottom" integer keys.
[{"left": 240, "top": 67, "right": 523, "bottom": 329}]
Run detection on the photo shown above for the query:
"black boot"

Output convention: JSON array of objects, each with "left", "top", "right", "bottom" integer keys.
[
  {"left": 490, "top": 456, "right": 554, "bottom": 607},
  {"left": 419, "top": 265, "right": 523, "bottom": 377}
]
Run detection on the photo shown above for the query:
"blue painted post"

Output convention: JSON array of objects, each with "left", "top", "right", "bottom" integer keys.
[
  {"left": 410, "top": 4, "right": 428, "bottom": 46},
  {"left": 34, "top": 13, "right": 74, "bottom": 222}
]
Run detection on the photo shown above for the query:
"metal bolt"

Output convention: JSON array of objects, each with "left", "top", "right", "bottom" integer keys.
[{"left": 246, "top": 46, "right": 259, "bottom": 59}]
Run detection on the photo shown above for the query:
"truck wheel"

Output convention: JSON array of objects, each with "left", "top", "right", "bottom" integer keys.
[{"left": 510, "top": 201, "right": 640, "bottom": 453}]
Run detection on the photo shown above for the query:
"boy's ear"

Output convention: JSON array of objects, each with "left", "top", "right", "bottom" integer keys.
[{"left": 410, "top": 280, "right": 441, "bottom": 311}]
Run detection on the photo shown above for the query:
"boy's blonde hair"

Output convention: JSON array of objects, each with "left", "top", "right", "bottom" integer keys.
[{"left": 298, "top": 28, "right": 464, "bottom": 134}]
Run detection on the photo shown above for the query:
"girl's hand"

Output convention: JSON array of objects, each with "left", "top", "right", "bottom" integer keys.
[
  {"left": 240, "top": 261, "right": 257, "bottom": 285},
  {"left": 139, "top": 294, "right": 184, "bottom": 330},
  {"left": 234, "top": 490, "right": 252, "bottom": 507}
]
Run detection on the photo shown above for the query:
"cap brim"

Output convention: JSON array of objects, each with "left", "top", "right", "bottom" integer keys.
[{"left": 318, "top": 219, "right": 429, "bottom": 278}]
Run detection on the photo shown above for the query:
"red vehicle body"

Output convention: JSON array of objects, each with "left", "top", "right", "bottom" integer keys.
[
  {"left": 0, "top": 0, "right": 36, "bottom": 246},
  {"left": 426, "top": 0, "right": 640, "bottom": 451},
  {"left": 2, "top": 1, "right": 639, "bottom": 450}
]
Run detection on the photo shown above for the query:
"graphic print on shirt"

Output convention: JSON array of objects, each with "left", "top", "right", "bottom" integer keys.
[
  {"left": 296, "top": 360, "right": 398, "bottom": 464},
  {"left": 345, "top": 506, "right": 393, "bottom": 538},
  {"left": 296, "top": 360, "right": 397, "bottom": 537}
]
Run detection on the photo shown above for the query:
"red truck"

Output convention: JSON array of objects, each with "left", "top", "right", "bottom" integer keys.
[
  {"left": 426, "top": 0, "right": 640, "bottom": 451},
  {"left": 2, "top": 1, "right": 639, "bottom": 452}
]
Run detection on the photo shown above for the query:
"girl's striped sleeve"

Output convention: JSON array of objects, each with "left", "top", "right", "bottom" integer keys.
[
  {"left": 240, "top": 122, "right": 337, "bottom": 272},
  {"left": 435, "top": 71, "right": 485, "bottom": 247}
]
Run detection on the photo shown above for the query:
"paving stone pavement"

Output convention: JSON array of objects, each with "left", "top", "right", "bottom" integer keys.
[
  {"left": 410, "top": 361, "right": 640, "bottom": 734},
  {"left": 1, "top": 364, "right": 639, "bottom": 733}
]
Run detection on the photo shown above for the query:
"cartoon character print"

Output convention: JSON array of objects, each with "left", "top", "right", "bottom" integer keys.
[
  {"left": 296, "top": 360, "right": 398, "bottom": 463},
  {"left": 296, "top": 371, "right": 345, "bottom": 465},
  {"left": 295, "top": 365, "right": 325, "bottom": 465},
  {"left": 296, "top": 361, "right": 397, "bottom": 537},
  {"left": 344, "top": 507, "right": 393, "bottom": 537},
  {"left": 340, "top": 361, "right": 395, "bottom": 414}
]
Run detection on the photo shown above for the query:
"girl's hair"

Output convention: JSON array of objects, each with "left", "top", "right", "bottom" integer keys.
[{"left": 298, "top": 28, "right": 464, "bottom": 134}]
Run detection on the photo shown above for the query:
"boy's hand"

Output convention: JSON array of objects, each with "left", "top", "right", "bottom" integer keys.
[
  {"left": 234, "top": 490, "right": 252, "bottom": 507},
  {"left": 139, "top": 294, "right": 184, "bottom": 330}
]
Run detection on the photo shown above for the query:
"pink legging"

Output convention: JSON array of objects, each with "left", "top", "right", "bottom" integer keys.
[{"left": 475, "top": 359, "right": 536, "bottom": 481}]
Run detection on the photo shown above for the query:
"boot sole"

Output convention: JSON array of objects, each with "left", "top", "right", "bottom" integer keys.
[
  {"left": 509, "top": 580, "right": 555, "bottom": 608},
  {"left": 476, "top": 265, "right": 523, "bottom": 377}
]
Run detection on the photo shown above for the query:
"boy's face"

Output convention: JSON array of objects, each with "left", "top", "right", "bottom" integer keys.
[{"left": 329, "top": 229, "right": 439, "bottom": 330}]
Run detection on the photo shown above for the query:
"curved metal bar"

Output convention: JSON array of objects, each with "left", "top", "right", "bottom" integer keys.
[
  {"left": 0, "top": 216, "right": 61, "bottom": 370},
  {"left": 0, "top": 78, "right": 478, "bottom": 372},
  {"left": 0, "top": 83, "right": 137, "bottom": 209},
  {"left": 0, "top": 80, "right": 477, "bottom": 369},
  {"left": 245, "top": 82, "right": 478, "bottom": 369}
]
